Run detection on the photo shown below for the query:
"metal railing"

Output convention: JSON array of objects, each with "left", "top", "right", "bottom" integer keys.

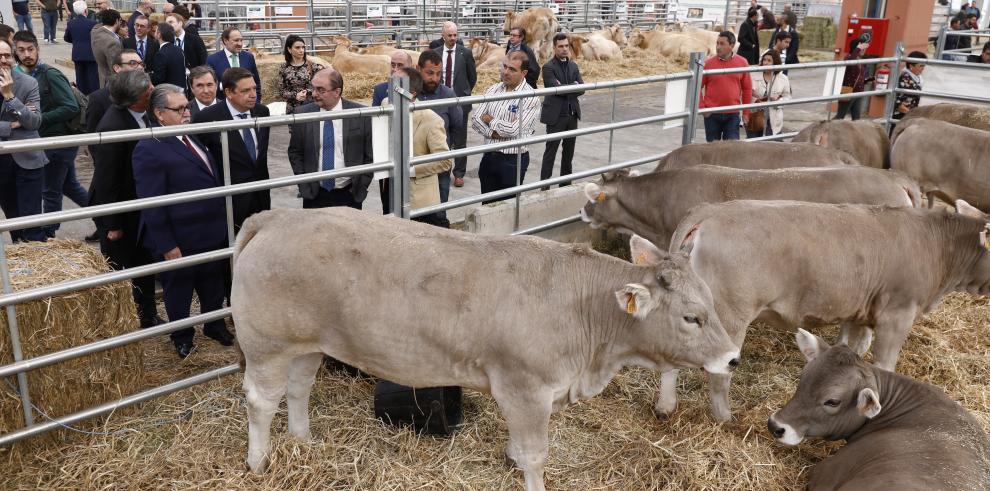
[
  {"left": 934, "top": 26, "right": 990, "bottom": 60},
  {"left": 2, "top": 38, "right": 989, "bottom": 447}
]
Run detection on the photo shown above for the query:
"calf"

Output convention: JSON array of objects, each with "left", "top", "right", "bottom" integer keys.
[
  {"left": 581, "top": 165, "right": 920, "bottom": 249},
  {"left": 768, "top": 329, "right": 990, "bottom": 490},
  {"left": 656, "top": 141, "right": 860, "bottom": 171},
  {"left": 232, "top": 208, "right": 740, "bottom": 491},
  {"left": 503, "top": 7, "right": 558, "bottom": 62},
  {"left": 891, "top": 117, "right": 990, "bottom": 210},
  {"left": 792, "top": 120, "right": 890, "bottom": 169},
  {"left": 660, "top": 200, "right": 990, "bottom": 422}
]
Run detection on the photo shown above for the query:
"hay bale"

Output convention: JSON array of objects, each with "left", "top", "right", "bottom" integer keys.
[
  {"left": 0, "top": 240, "right": 143, "bottom": 441},
  {"left": 257, "top": 54, "right": 333, "bottom": 105}
]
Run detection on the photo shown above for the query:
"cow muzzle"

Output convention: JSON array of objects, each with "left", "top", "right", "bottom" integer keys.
[
  {"left": 704, "top": 350, "right": 741, "bottom": 374},
  {"left": 767, "top": 413, "right": 804, "bottom": 446}
]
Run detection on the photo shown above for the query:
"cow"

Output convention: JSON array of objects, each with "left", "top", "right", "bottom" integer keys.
[
  {"left": 628, "top": 27, "right": 712, "bottom": 58},
  {"left": 579, "top": 25, "right": 626, "bottom": 61},
  {"left": 671, "top": 23, "right": 720, "bottom": 51},
  {"left": 898, "top": 102, "right": 990, "bottom": 135},
  {"left": 468, "top": 37, "right": 504, "bottom": 69},
  {"left": 792, "top": 120, "right": 890, "bottom": 169},
  {"left": 659, "top": 199, "right": 990, "bottom": 422},
  {"left": 656, "top": 141, "right": 860, "bottom": 171},
  {"left": 503, "top": 7, "right": 559, "bottom": 63},
  {"left": 232, "top": 208, "right": 740, "bottom": 491},
  {"left": 328, "top": 35, "right": 391, "bottom": 75},
  {"left": 580, "top": 165, "right": 920, "bottom": 249},
  {"left": 356, "top": 43, "right": 422, "bottom": 65},
  {"left": 768, "top": 329, "right": 990, "bottom": 490},
  {"left": 891, "top": 118, "right": 990, "bottom": 210}
]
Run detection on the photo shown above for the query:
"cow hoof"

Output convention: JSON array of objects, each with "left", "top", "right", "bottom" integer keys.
[
  {"left": 246, "top": 454, "right": 270, "bottom": 474},
  {"left": 711, "top": 408, "right": 732, "bottom": 423},
  {"left": 652, "top": 407, "right": 673, "bottom": 421}
]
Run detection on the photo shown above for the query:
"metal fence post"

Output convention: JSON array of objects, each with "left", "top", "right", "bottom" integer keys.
[
  {"left": 220, "top": 131, "right": 236, "bottom": 249},
  {"left": 0, "top": 240, "right": 34, "bottom": 428},
  {"left": 607, "top": 86, "right": 617, "bottom": 164},
  {"left": 935, "top": 25, "right": 947, "bottom": 59},
  {"left": 389, "top": 75, "right": 412, "bottom": 219},
  {"left": 682, "top": 51, "right": 704, "bottom": 145},
  {"left": 308, "top": 0, "right": 316, "bottom": 51},
  {"left": 883, "top": 42, "right": 905, "bottom": 134},
  {"left": 723, "top": 0, "right": 732, "bottom": 30},
  {"left": 346, "top": 1, "right": 353, "bottom": 36}
]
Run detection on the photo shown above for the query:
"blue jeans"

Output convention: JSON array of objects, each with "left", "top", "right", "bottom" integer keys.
[
  {"left": 703, "top": 113, "right": 741, "bottom": 142},
  {"left": 41, "top": 11, "right": 59, "bottom": 42},
  {"left": 15, "top": 14, "right": 34, "bottom": 33},
  {"left": 0, "top": 155, "right": 46, "bottom": 242},
  {"left": 43, "top": 147, "right": 87, "bottom": 237}
]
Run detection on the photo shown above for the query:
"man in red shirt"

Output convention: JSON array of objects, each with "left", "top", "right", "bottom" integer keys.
[{"left": 700, "top": 31, "right": 752, "bottom": 142}]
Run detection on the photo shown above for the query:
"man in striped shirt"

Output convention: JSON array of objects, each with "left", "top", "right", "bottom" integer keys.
[{"left": 471, "top": 51, "right": 540, "bottom": 203}]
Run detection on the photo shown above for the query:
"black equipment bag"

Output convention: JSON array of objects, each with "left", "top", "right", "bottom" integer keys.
[{"left": 373, "top": 381, "right": 462, "bottom": 435}]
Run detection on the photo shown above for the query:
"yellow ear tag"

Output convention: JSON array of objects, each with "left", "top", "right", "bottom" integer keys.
[
  {"left": 634, "top": 252, "right": 649, "bottom": 265},
  {"left": 982, "top": 230, "right": 990, "bottom": 249},
  {"left": 626, "top": 294, "right": 637, "bottom": 314},
  {"left": 596, "top": 192, "right": 606, "bottom": 203}
]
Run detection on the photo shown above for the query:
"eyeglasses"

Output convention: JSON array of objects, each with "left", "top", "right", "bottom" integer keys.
[
  {"left": 390, "top": 62, "right": 405, "bottom": 69},
  {"left": 121, "top": 60, "right": 145, "bottom": 67},
  {"left": 163, "top": 105, "right": 190, "bottom": 113},
  {"left": 0, "top": 54, "right": 13, "bottom": 59}
]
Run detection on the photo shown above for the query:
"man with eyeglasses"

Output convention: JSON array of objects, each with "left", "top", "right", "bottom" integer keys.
[
  {"left": 370, "top": 50, "right": 413, "bottom": 214},
  {"left": 133, "top": 83, "right": 231, "bottom": 359},
  {"left": 123, "top": 14, "right": 159, "bottom": 70},
  {"left": 91, "top": 70, "right": 163, "bottom": 329}
]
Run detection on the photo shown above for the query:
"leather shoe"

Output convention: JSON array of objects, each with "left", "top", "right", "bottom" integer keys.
[
  {"left": 140, "top": 315, "right": 165, "bottom": 329},
  {"left": 175, "top": 341, "right": 194, "bottom": 359},
  {"left": 453, "top": 176, "right": 465, "bottom": 187},
  {"left": 205, "top": 328, "right": 235, "bottom": 346}
]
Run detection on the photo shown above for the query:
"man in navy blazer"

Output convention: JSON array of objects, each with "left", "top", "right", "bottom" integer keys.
[
  {"left": 63, "top": 1, "right": 99, "bottom": 94},
  {"left": 126, "top": 0, "right": 153, "bottom": 39},
  {"left": 205, "top": 27, "right": 261, "bottom": 101},
  {"left": 133, "top": 83, "right": 232, "bottom": 359},
  {"left": 150, "top": 22, "right": 186, "bottom": 88}
]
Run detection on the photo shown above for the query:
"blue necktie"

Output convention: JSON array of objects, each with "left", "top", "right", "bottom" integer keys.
[
  {"left": 137, "top": 39, "right": 145, "bottom": 59},
  {"left": 321, "top": 119, "right": 335, "bottom": 191},
  {"left": 237, "top": 113, "right": 257, "bottom": 162}
]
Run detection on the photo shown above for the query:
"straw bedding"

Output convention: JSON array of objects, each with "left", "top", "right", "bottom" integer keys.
[
  {"left": 2, "top": 235, "right": 989, "bottom": 489},
  {"left": 0, "top": 240, "right": 143, "bottom": 442}
]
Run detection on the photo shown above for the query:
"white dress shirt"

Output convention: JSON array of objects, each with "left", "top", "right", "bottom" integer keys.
[
  {"left": 196, "top": 98, "right": 215, "bottom": 111},
  {"left": 128, "top": 109, "right": 150, "bottom": 128},
  {"left": 226, "top": 99, "right": 257, "bottom": 146},
  {"left": 318, "top": 99, "right": 348, "bottom": 189}
]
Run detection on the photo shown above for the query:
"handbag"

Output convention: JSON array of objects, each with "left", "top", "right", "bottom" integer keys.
[
  {"left": 840, "top": 86, "right": 854, "bottom": 94},
  {"left": 745, "top": 110, "right": 766, "bottom": 133}
]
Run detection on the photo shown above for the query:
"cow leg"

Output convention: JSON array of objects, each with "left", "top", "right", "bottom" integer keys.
[
  {"left": 286, "top": 352, "right": 323, "bottom": 441},
  {"left": 654, "top": 369, "right": 680, "bottom": 419},
  {"left": 838, "top": 323, "right": 874, "bottom": 356},
  {"left": 708, "top": 372, "right": 733, "bottom": 423},
  {"left": 871, "top": 308, "right": 917, "bottom": 372},
  {"left": 492, "top": 383, "right": 553, "bottom": 491},
  {"left": 244, "top": 356, "right": 290, "bottom": 473}
]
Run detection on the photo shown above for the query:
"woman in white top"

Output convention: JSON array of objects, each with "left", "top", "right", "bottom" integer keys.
[{"left": 747, "top": 49, "right": 792, "bottom": 139}]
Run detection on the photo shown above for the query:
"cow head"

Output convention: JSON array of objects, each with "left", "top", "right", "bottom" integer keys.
[
  {"left": 628, "top": 28, "right": 645, "bottom": 49},
  {"left": 954, "top": 200, "right": 990, "bottom": 295},
  {"left": 610, "top": 24, "right": 628, "bottom": 47},
  {"left": 616, "top": 236, "right": 740, "bottom": 374},
  {"left": 767, "top": 329, "right": 881, "bottom": 446},
  {"left": 580, "top": 170, "right": 642, "bottom": 236},
  {"left": 503, "top": 10, "right": 516, "bottom": 35},
  {"left": 567, "top": 34, "right": 586, "bottom": 59}
]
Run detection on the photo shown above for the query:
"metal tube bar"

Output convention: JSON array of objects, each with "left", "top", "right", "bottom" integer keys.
[
  {"left": 936, "top": 25, "right": 947, "bottom": 59},
  {"left": 514, "top": 94, "right": 524, "bottom": 232},
  {"left": 220, "top": 131, "right": 236, "bottom": 249},
  {"left": 683, "top": 52, "right": 704, "bottom": 145},
  {"left": 511, "top": 214, "right": 582, "bottom": 236},
  {"left": 696, "top": 89, "right": 889, "bottom": 115},
  {"left": 902, "top": 56, "right": 990, "bottom": 69},
  {"left": 0, "top": 364, "right": 241, "bottom": 447},
  {"left": 607, "top": 86, "right": 617, "bottom": 164},
  {"left": 389, "top": 75, "right": 412, "bottom": 219},
  {"left": 884, "top": 43, "right": 904, "bottom": 134},
  {"left": 893, "top": 89, "right": 990, "bottom": 104},
  {"left": 701, "top": 56, "right": 898, "bottom": 76},
  {"left": 0, "top": 240, "right": 33, "bottom": 426}
]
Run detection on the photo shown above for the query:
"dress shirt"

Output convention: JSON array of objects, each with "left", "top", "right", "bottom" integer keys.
[
  {"left": 223, "top": 48, "right": 239, "bottom": 67},
  {"left": 441, "top": 44, "right": 457, "bottom": 86},
  {"left": 225, "top": 99, "right": 257, "bottom": 145},
  {"left": 470, "top": 81, "right": 540, "bottom": 154},
  {"left": 128, "top": 109, "right": 150, "bottom": 128},
  {"left": 196, "top": 98, "right": 215, "bottom": 111}
]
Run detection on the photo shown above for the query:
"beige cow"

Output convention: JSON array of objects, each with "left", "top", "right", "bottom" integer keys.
[
  {"left": 356, "top": 43, "right": 422, "bottom": 65},
  {"left": 792, "top": 120, "right": 890, "bottom": 169},
  {"left": 580, "top": 25, "right": 626, "bottom": 61},
  {"left": 503, "top": 7, "right": 559, "bottom": 62},
  {"left": 233, "top": 208, "right": 740, "bottom": 491},
  {"left": 656, "top": 141, "right": 860, "bottom": 170},
  {"left": 468, "top": 37, "right": 504, "bottom": 69},
  {"left": 328, "top": 35, "right": 390, "bottom": 75},
  {"left": 628, "top": 27, "right": 712, "bottom": 58},
  {"left": 672, "top": 23, "right": 720, "bottom": 51}
]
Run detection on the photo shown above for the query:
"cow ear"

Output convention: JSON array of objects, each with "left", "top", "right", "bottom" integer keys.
[
  {"left": 630, "top": 235, "right": 667, "bottom": 266},
  {"left": 627, "top": 169, "right": 641, "bottom": 178},
  {"left": 955, "top": 199, "right": 984, "bottom": 219},
  {"left": 795, "top": 328, "right": 829, "bottom": 363},
  {"left": 856, "top": 388, "right": 882, "bottom": 419},
  {"left": 615, "top": 283, "right": 653, "bottom": 319},
  {"left": 584, "top": 183, "right": 607, "bottom": 203},
  {"left": 814, "top": 131, "right": 829, "bottom": 147}
]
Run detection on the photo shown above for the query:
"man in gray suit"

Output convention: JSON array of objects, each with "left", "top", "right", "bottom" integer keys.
[
  {"left": 91, "top": 9, "right": 124, "bottom": 87},
  {"left": 287, "top": 68, "right": 374, "bottom": 209},
  {"left": 433, "top": 21, "right": 476, "bottom": 188},
  {"left": 0, "top": 39, "right": 47, "bottom": 242}
]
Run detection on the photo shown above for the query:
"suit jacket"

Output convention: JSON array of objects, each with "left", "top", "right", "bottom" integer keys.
[
  {"left": 287, "top": 100, "right": 374, "bottom": 202},
  {"left": 91, "top": 106, "right": 146, "bottom": 233},
  {"left": 132, "top": 131, "right": 228, "bottom": 255},
  {"left": 91, "top": 24, "right": 123, "bottom": 87},
  {"left": 0, "top": 71, "right": 46, "bottom": 170},
  {"left": 126, "top": 10, "right": 141, "bottom": 38},
  {"left": 192, "top": 102, "right": 271, "bottom": 229},
  {"left": 506, "top": 42, "right": 540, "bottom": 89},
  {"left": 123, "top": 35, "right": 160, "bottom": 71},
  {"left": 371, "top": 81, "right": 389, "bottom": 107},
  {"left": 187, "top": 98, "right": 216, "bottom": 119},
  {"left": 178, "top": 32, "right": 208, "bottom": 70},
  {"left": 433, "top": 43, "right": 477, "bottom": 99},
  {"left": 737, "top": 19, "right": 760, "bottom": 65},
  {"left": 64, "top": 16, "right": 98, "bottom": 62},
  {"left": 540, "top": 57, "right": 583, "bottom": 126},
  {"left": 150, "top": 42, "right": 187, "bottom": 88},
  {"left": 86, "top": 87, "right": 111, "bottom": 133},
  {"left": 410, "top": 109, "right": 451, "bottom": 210},
  {"left": 205, "top": 50, "right": 262, "bottom": 101}
]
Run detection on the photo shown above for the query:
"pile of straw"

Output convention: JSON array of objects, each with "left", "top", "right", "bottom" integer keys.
[
  {"left": 2, "top": 238, "right": 988, "bottom": 488},
  {"left": 0, "top": 240, "right": 143, "bottom": 441}
]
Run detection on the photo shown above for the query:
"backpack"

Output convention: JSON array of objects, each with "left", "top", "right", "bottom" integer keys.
[{"left": 36, "top": 65, "right": 88, "bottom": 134}]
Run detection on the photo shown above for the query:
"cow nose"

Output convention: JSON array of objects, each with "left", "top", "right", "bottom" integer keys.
[
  {"left": 728, "top": 357, "right": 740, "bottom": 369},
  {"left": 767, "top": 418, "right": 785, "bottom": 439}
]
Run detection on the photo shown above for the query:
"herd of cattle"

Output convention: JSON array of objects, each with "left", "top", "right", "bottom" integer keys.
[{"left": 228, "top": 102, "right": 990, "bottom": 491}]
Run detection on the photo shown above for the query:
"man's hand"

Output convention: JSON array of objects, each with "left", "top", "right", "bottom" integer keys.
[
  {"left": 481, "top": 113, "right": 493, "bottom": 124},
  {"left": 10, "top": 121, "right": 20, "bottom": 129},
  {"left": 107, "top": 230, "right": 124, "bottom": 241},
  {"left": 164, "top": 247, "right": 182, "bottom": 260},
  {"left": 897, "top": 103, "right": 909, "bottom": 114},
  {"left": 0, "top": 68, "right": 14, "bottom": 101}
]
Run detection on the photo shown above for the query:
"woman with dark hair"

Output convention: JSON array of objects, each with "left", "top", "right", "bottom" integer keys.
[
  {"left": 278, "top": 35, "right": 325, "bottom": 113},
  {"left": 834, "top": 36, "right": 872, "bottom": 121},
  {"left": 747, "top": 49, "right": 791, "bottom": 138},
  {"left": 893, "top": 51, "right": 927, "bottom": 120}
]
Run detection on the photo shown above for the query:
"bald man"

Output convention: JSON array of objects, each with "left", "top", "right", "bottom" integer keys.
[
  {"left": 433, "top": 21, "right": 476, "bottom": 187},
  {"left": 371, "top": 50, "right": 413, "bottom": 107}
]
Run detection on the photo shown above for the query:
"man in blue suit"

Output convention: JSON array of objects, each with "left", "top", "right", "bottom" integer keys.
[
  {"left": 133, "top": 83, "right": 233, "bottom": 359},
  {"left": 63, "top": 0, "right": 99, "bottom": 94},
  {"left": 206, "top": 27, "right": 261, "bottom": 101},
  {"left": 150, "top": 22, "right": 186, "bottom": 88},
  {"left": 127, "top": 0, "right": 153, "bottom": 39}
]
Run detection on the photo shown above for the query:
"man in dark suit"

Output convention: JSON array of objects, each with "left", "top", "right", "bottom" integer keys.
[
  {"left": 91, "top": 70, "right": 161, "bottom": 328},
  {"left": 192, "top": 67, "right": 271, "bottom": 230},
  {"left": 64, "top": 1, "right": 99, "bottom": 94},
  {"left": 150, "top": 22, "right": 186, "bottom": 88},
  {"left": 86, "top": 50, "right": 145, "bottom": 133},
  {"left": 737, "top": 7, "right": 760, "bottom": 65},
  {"left": 187, "top": 65, "right": 217, "bottom": 118},
  {"left": 166, "top": 12, "right": 207, "bottom": 71},
  {"left": 127, "top": 0, "right": 153, "bottom": 39},
  {"left": 540, "top": 33, "right": 583, "bottom": 189},
  {"left": 205, "top": 27, "right": 262, "bottom": 101},
  {"left": 433, "top": 21, "right": 476, "bottom": 188},
  {"left": 288, "top": 68, "right": 374, "bottom": 209},
  {"left": 506, "top": 26, "right": 540, "bottom": 89},
  {"left": 133, "top": 83, "right": 232, "bottom": 359},
  {"left": 122, "top": 14, "right": 158, "bottom": 70}
]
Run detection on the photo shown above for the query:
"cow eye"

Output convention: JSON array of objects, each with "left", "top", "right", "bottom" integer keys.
[
  {"left": 823, "top": 399, "right": 841, "bottom": 407},
  {"left": 683, "top": 315, "right": 700, "bottom": 325}
]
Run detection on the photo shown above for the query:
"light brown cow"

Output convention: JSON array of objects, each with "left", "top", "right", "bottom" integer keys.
[
  {"left": 503, "top": 7, "right": 559, "bottom": 62},
  {"left": 468, "top": 37, "right": 504, "bottom": 69},
  {"left": 792, "top": 120, "right": 890, "bottom": 169},
  {"left": 891, "top": 117, "right": 990, "bottom": 210},
  {"left": 661, "top": 199, "right": 990, "bottom": 422},
  {"left": 233, "top": 208, "right": 740, "bottom": 491},
  {"left": 580, "top": 25, "right": 626, "bottom": 61},
  {"left": 768, "top": 330, "right": 990, "bottom": 490},
  {"left": 671, "top": 23, "right": 720, "bottom": 51},
  {"left": 628, "top": 27, "right": 712, "bottom": 58},
  {"left": 656, "top": 141, "right": 860, "bottom": 171},
  {"left": 581, "top": 165, "right": 920, "bottom": 249},
  {"left": 328, "top": 36, "right": 390, "bottom": 75},
  {"left": 356, "top": 43, "right": 422, "bottom": 64},
  {"left": 899, "top": 102, "right": 990, "bottom": 136}
]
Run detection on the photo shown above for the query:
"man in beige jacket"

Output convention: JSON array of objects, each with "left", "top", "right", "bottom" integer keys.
[{"left": 402, "top": 67, "right": 452, "bottom": 228}]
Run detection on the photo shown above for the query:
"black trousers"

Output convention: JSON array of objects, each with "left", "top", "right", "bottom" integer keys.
[
  {"left": 160, "top": 247, "right": 227, "bottom": 345},
  {"left": 540, "top": 115, "right": 578, "bottom": 187},
  {"left": 99, "top": 232, "right": 158, "bottom": 323},
  {"left": 479, "top": 151, "right": 529, "bottom": 204},
  {"left": 0, "top": 155, "right": 46, "bottom": 242},
  {"left": 379, "top": 178, "right": 392, "bottom": 215},
  {"left": 303, "top": 185, "right": 362, "bottom": 209},
  {"left": 451, "top": 107, "right": 471, "bottom": 179}
]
